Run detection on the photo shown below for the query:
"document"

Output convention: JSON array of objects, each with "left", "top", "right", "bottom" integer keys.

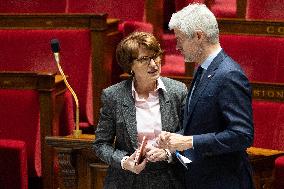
[
  {"left": 176, "top": 151, "right": 192, "bottom": 169},
  {"left": 134, "top": 136, "right": 147, "bottom": 165}
]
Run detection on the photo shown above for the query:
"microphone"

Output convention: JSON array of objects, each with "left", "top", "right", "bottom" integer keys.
[
  {"left": 50, "top": 39, "right": 82, "bottom": 138},
  {"left": 51, "top": 39, "right": 60, "bottom": 63}
]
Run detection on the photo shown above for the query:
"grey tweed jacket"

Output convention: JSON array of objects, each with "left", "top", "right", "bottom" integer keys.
[{"left": 93, "top": 77, "right": 187, "bottom": 189}]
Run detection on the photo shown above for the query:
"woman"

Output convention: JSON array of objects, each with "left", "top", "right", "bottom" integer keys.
[{"left": 93, "top": 32, "right": 187, "bottom": 189}]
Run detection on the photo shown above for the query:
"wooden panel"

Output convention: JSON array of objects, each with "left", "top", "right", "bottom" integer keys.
[
  {"left": 236, "top": 0, "right": 247, "bottom": 18},
  {"left": 252, "top": 82, "right": 284, "bottom": 102},
  {"left": 247, "top": 148, "right": 284, "bottom": 189},
  {"left": 218, "top": 18, "right": 284, "bottom": 37},
  {"left": 0, "top": 13, "right": 108, "bottom": 29}
]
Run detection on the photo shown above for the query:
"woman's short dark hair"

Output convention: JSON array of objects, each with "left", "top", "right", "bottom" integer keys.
[{"left": 116, "top": 32, "right": 163, "bottom": 73}]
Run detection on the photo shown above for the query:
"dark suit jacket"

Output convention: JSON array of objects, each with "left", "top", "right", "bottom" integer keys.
[
  {"left": 183, "top": 50, "right": 255, "bottom": 189},
  {"left": 93, "top": 77, "right": 187, "bottom": 189}
]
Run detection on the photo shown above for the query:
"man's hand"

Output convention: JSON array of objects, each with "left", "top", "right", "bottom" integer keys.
[
  {"left": 145, "top": 145, "right": 167, "bottom": 162},
  {"left": 122, "top": 151, "right": 147, "bottom": 174},
  {"left": 157, "top": 131, "right": 193, "bottom": 152}
]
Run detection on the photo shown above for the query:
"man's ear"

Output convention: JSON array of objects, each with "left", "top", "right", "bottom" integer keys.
[{"left": 195, "top": 30, "right": 204, "bottom": 40}]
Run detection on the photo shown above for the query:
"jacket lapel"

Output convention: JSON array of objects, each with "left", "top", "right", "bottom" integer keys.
[
  {"left": 121, "top": 79, "right": 139, "bottom": 149},
  {"left": 185, "top": 50, "right": 227, "bottom": 126},
  {"left": 158, "top": 87, "right": 172, "bottom": 132}
]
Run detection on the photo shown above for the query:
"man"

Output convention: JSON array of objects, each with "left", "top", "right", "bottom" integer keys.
[{"left": 158, "top": 3, "right": 255, "bottom": 189}]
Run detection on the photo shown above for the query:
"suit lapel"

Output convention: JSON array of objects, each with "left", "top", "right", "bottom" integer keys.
[
  {"left": 185, "top": 50, "right": 227, "bottom": 127},
  {"left": 121, "top": 80, "right": 139, "bottom": 149},
  {"left": 186, "top": 69, "right": 215, "bottom": 119}
]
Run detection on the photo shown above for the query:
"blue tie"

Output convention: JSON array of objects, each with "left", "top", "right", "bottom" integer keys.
[
  {"left": 187, "top": 66, "right": 203, "bottom": 112},
  {"left": 192, "top": 66, "right": 203, "bottom": 93}
]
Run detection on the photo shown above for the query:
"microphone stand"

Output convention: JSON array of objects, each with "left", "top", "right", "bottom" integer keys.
[{"left": 53, "top": 52, "right": 82, "bottom": 138}]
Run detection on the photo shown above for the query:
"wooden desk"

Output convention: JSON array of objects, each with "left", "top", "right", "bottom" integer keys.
[
  {"left": 46, "top": 134, "right": 99, "bottom": 189},
  {"left": 247, "top": 147, "right": 284, "bottom": 189},
  {"left": 46, "top": 135, "right": 284, "bottom": 189}
]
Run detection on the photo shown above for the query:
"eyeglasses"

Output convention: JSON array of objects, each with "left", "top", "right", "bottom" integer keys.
[{"left": 134, "top": 53, "right": 162, "bottom": 65}]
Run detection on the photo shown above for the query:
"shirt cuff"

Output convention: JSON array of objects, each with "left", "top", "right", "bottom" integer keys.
[
  {"left": 165, "top": 149, "right": 173, "bottom": 163},
  {"left": 121, "top": 156, "right": 129, "bottom": 170}
]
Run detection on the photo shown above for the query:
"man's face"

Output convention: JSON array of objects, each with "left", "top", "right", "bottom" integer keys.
[{"left": 174, "top": 29, "right": 203, "bottom": 63}]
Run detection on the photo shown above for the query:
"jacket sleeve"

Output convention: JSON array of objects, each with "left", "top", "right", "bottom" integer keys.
[
  {"left": 193, "top": 70, "right": 254, "bottom": 155},
  {"left": 93, "top": 90, "right": 128, "bottom": 169}
]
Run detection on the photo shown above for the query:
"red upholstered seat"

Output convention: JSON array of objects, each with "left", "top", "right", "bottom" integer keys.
[
  {"left": 0, "top": 29, "right": 93, "bottom": 128},
  {"left": 252, "top": 101, "right": 284, "bottom": 150},
  {"left": 66, "top": 0, "right": 150, "bottom": 41},
  {"left": 220, "top": 34, "right": 284, "bottom": 83},
  {"left": 0, "top": 139, "right": 28, "bottom": 189},
  {"left": 0, "top": 90, "right": 41, "bottom": 177},
  {"left": 174, "top": 0, "right": 236, "bottom": 18},
  {"left": 119, "top": 21, "right": 153, "bottom": 37},
  {"left": 0, "top": 0, "right": 66, "bottom": 13},
  {"left": 210, "top": 0, "right": 236, "bottom": 18},
  {"left": 276, "top": 42, "right": 284, "bottom": 83},
  {"left": 67, "top": 0, "right": 145, "bottom": 22},
  {"left": 161, "top": 55, "right": 185, "bottom": 76},
  {"left": 175, "top": 0, "right": 205, "bottom": 11},
  {"left": 252, "top": 100, "right": 284, "bottom": 189},
  {"left": 275, "top": 156, "right": 284, "bottom": 189},
  {"left": 162, "top": 34, "right": 179, "bottom": 55},
  {"left": 246, "top": 0, "right": 284, "bottom": 20}
]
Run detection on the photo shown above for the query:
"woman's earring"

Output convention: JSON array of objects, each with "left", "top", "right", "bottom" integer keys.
[{"left": 130, "top": 70, "right": 135, "bottom": 76}]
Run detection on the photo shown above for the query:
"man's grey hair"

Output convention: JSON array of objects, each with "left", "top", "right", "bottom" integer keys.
[{"left": 169, "top": 3, "right": 219, "bottom": 44}]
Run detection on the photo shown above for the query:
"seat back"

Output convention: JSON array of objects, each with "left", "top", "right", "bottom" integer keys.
[
  {"left": 0, "top": 13, "right": 121, "bottom": 128},
  {"left": 252, "top": 100, "right": 284, "bottom": 151},
  {"left": 175, "top": 0, "right": 205, "bottom": 11},
  {"left": 0, "top": 0, "right": 66, "bottom": 13},
  {"left": 211, "top": 0, "right": 236, "bottom": 18},
  {"left": 67, "top": 0, "right": 146, "bottom": 22},
  {"left": 0, "top": 29, "right": 93, "bottom": 127},
  {"left": 246, "top": 0, "right": 284, "bottom": 20},
  {"left": 0, "top": 90, "right": 40, "bottom": 177},
  {"left": 120, "top": 21, "right": 153, "bottom": 37},
  {"left": 220, "top": 34, "right": 284, "bottom": 83},
  {"left": 174, "top": 0, "right": 236, "bottom": 18},
  {"left": 0, "top": 72, "right": 68, "bottom": 188},
  {"left": 67, "top": 0, "right": 163, "bottom": 43},
  {"left": 0, "top": 139, "right": 28, "bottom": 189}
]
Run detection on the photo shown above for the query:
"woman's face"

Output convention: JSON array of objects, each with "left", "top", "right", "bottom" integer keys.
[{"left": 131, "top": 45, "right": 161, "bottom": 84}]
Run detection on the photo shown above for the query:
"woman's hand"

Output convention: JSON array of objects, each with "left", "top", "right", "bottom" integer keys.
[
  {"left": 122, "top": 151, "right": 147, "bottom": 174},
  {"left": 145, "top": 145, "right": 167, "bottom": 162}
]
